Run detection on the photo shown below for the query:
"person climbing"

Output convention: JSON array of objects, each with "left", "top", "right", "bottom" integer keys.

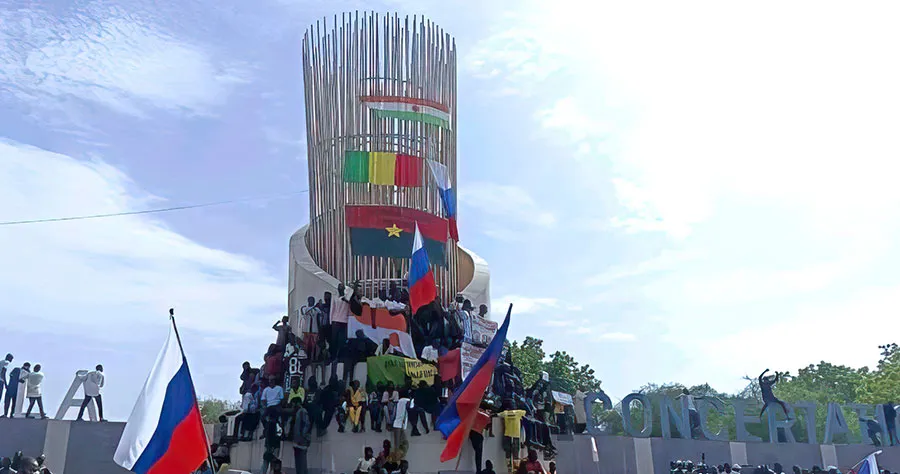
[{"left": 758, "top": 369, "right": 791, "bottom": 419}]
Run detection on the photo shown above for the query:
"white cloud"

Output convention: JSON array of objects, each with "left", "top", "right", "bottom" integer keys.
[
  {"left": 0, "top": 10, "right": 249, "bottom": 117},
  {"left": 585, "top": 250, "right": 702, "bottom": 287},
  {"left": 535, "top": 97, "right": 614, "bottom": 157},
  {"left": 665, "top": 284, "right": 900, "bottom": 393},
  {"left": 0, "top": 139, "right": 284, "bottom": 337},
  {"left": 461, "top": 182, "right": 555, "bottom": 226},
  {"left": 594, "top": 332, "right": 636, "bottom": 342},
  {"left": 543, "top": 319, "right": 573, "bottom": 328},
  {"left": 460, "top": 182, "right": 556, "bottom": 240},
  {"left": 492, "top": 295, "right": 559, "bottom": 315},
  {"left": 469, "top": 1, "right": 900, "bottom": 240}
]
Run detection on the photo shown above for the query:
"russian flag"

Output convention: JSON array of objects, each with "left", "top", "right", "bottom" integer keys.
[
  {"left": 114, "top": 323, "right": 209, "bottom": 474},
  {"left": 408, "top": 223, "right": 438, "bottom": 315},
  {"left": 436, "top": 304, "right": 512, "bottom": 462},
  {"left": 427, "top": 160, "right": 459, "bottom": 241},
  {"left": 851, "top": 452, "right": 880, "bottom": 474}
]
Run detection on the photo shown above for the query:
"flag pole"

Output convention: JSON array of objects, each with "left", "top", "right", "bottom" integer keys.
[
  {"left": 848, "top": 450, "right": 882, "bottom": 471},
  {"left": 169, "top": 308, "right": 218, "bottom": 473}
]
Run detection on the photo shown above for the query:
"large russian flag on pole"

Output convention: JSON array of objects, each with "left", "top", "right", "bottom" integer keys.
[
  {"left": 114, "top": 321, "right": 209, "bottom": 474},
  {"left": 436, "top": 304, "right": 512, "bottom": 462},
  {"left": 408, "top": 223, "right": 438, "bottom": 315}
]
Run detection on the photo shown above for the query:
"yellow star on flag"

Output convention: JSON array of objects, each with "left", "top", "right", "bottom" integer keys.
[{"left": 385, "top": 224, "right": 403, "bottom": 237}]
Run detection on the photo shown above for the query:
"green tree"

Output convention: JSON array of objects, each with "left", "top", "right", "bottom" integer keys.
[
  {"left": 198, "top": 396, "right": 240, "bottom": 424},
  {"left": 507, "top": 337, "right": 602, "bottom": 393},
  {"left": 859, "top": 343, "right": 900, "bottom": 405},
  {"left": 545, "top": 351, "right": 602, "bottom": 393},
  {"left": 775, "top": 361, "right": 870, "bottom": 442},
  {"left": 508, "top": 336, "right": 546, "bottom": 388}
]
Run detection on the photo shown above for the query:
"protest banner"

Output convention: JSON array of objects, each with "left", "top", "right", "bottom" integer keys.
[
  {"left": 461, "top": 342, "right": 486, "bottom": 379},
  {"left": 366, "top": 355, "right": 408, "bottom": 387},
  {"left": 367, "top": 355, "right": 438, "bottom": 387},
  {"left": 469, "top": 317, "right": 498, "bottom": 347},
  {"left": 405, "top": 359, "right": 438, "bottom": 385}
]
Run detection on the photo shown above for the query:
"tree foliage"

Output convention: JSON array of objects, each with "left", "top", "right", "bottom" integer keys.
[
  {"left": 859, "top": 343, "right": 900, "bottom": 405},
  {"left": 507, "top": 337, "right": 602, "bottom": 394},
  {"left": 593, "top": 343, "right": 900, "bottom": 442},
  {"left": 198, "top": 396, "right": 240, "bottom": 424}
]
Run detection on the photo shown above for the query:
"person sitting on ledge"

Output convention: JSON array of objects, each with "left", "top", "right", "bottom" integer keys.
[
  {"left": 376, "top": 439, "right": 394, "bottom": 473},
  {"left": 354, "top": 447, "right": 377, "bottom": 474},
  {"left": 348, "top": 380, "right": 367, "bottom": 433},
  {"left": 17, "top": 456, "right": 41, "bottom": 474},
  {"left": 516, "top": 449, "right": 545, "bottom": 474},
  {"left": 389, "top": 459, "right": 409, "bottom": 474}
]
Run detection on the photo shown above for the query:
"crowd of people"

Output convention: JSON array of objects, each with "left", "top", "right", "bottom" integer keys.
[
  {"left": 0, "top": 353, "right": 106, "bottom": 422},
  {"left": 225, "top": 281, "right": 575, "bottom": 474},
  {"left": 0, "top": 451, "right": 53, "bottom": 474},
  {"left": 669, "top": 459, "right": 895, "bottom": 474}
]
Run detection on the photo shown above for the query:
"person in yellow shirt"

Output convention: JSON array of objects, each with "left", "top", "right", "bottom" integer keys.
[
  {"left": 498, "top": 407, "right": 526, "bottom": 457},
  {"left": 348, "top": 380, "right": 368, "bottom": 433},
  {"left": 282, "top": 377, "right": 306, "bottom": 439}
]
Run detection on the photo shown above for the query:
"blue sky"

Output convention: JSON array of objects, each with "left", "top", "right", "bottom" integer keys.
[{"left": 3, "top": 0, "right": 900, "bottom": 420}]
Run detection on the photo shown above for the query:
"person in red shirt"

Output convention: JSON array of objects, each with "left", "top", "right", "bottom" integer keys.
[{"left": 516, "top": 449, "right": 545, "bottom": 474}]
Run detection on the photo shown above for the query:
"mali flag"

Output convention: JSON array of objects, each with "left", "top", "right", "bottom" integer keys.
[
  {"left": 343, "top": 151, "right": 423, "bottom": 187},
  {"left": 345, "top": 206, "right": 448, "bottom": 266}
]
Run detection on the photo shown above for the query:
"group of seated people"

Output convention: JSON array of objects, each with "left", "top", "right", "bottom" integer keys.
[
  {"left": 350, "top": 442, "right": 411, "bottom": 474},
  {"left": 229, "top": 280, "right": 574, "bottom": 474},
  {"left": 232, "top": 281, "right": 492, "bottom": 440},
  {"left": 669, "top": 459, "right": 896, "bottom": 474},
  {"left": 0, "top": 451, "right": 50, "bottom": 474}
]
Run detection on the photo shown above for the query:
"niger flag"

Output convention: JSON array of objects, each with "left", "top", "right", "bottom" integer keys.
[{"left": 345, "top": 206, "right": 447, "bottom": 266}]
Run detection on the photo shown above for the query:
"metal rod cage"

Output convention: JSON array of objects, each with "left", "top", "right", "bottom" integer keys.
[{"left": 302, "top": 12, "right": 459, "bottom": 303}]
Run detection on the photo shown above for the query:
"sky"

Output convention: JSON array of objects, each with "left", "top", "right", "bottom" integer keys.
[{"left": 2, "top": 0, "right": 900, "bottom": 420}]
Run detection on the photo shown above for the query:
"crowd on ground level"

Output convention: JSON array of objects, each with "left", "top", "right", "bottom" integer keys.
[
  {"left": 669, "top": 459, "right": 895, "bottom": 474},
  {"left": 0, "top": 354, "right": 106, "bottom": 422},
  {"left": 221, "top": 281, "right": 580, "bottom": 474},
  {"left": 0, "top": 451, "right": 53, "bottom": 474}
]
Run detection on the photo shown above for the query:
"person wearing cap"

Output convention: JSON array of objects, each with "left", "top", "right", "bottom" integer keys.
[{"left": 733, "top": 464, "right": 742, "bottom": 472}]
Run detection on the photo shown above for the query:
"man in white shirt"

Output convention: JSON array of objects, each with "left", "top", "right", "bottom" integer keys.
[
  {"left": 262, "top": 376, "right": 285, "bottom": 431},
  {"left": 77, "top": 364, "right": 106, "bottom": 422},
  {"left": 24, "top": 364, "right": 46, "bottom": 419},
  {"left": 329, "top": 283, "right": 355, "bottom": 361}
]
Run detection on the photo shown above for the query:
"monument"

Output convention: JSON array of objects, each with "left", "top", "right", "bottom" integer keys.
[{"left": 287, "top": 12, "right": 491, "bottom": 331}]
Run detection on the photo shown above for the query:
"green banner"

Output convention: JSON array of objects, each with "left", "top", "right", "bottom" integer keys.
[
  {"left": 366, "top": 355, "right": 408, "bottom": 388},
  {"left": 367, "top": 355, "right": 438, "bottom": 389}
]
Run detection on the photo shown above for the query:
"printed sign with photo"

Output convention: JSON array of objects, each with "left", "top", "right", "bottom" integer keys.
[
  {"left": 461, "top": 342, "right": 486, "bottom": 379},
  {"left": 468, "top": 317, "right": 498, "bottom": 347}
]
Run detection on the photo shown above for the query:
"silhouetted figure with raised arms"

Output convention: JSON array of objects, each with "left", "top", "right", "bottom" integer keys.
[{"left": 758, "top": 369, "right": 790, "bottom": 419}]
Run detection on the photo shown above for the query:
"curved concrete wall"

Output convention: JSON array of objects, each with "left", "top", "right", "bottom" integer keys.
[{"left": 457, "top": 244, "right": 491, "bottom": 316}]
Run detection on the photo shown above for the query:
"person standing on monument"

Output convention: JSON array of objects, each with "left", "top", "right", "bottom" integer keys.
[
  {"left": 758, "top": 369, "right": 791, "bottom": 419},
  {"left": 77, "top": 364, "right": 105, "bottom": 421},
  {"left": 883, "top": 402, "right": 898, "bottom": 446},
  {"left": 24, "top": 364, "right": 47, "bottom": 419},
  {"left": 2, "top": 361, "right": 28, "bottom": 418},
  {"left": 0, "top": 354, "right": 11, "bottom": 411}
]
